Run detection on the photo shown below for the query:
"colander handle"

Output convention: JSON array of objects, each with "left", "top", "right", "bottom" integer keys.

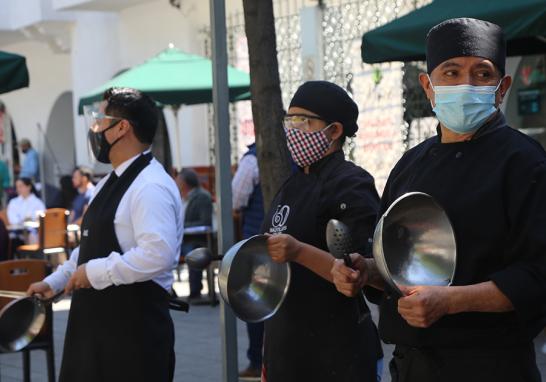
[{"left": 340, "top": 257, "right": 370, "bottom": 323}]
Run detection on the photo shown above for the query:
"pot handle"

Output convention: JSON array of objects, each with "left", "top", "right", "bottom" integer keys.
[
  {"left": 168, "top": 297, "right": 190, "bottom": 312},
  {"left": 41, "top": 290, "right": 66, "bottom": 305}
]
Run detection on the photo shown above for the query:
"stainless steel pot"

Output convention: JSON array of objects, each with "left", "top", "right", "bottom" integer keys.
[
  {"left": 218, "top": 235, "right": 290, "bottom": 323},
  {"left": 372, "top": 192, "right": 457, "bottom": 295},
  {"left": 0, "top": 290, "right": 64, "bottom": 351}
]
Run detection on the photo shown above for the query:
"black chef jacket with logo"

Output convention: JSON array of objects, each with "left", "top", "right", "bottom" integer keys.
[{"left": 262, "top": 150, "right": 383, "bottom": 382}]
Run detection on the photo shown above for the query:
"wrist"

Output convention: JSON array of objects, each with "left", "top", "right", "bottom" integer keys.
[
  {"left": 292, "top": 240, "right": 305, "bottom": 262},
  {"left": 445, "top": 286, "right": 464, "bottom": 315}
]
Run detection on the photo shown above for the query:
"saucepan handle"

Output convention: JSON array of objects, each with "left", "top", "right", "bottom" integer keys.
[
  {"left": 168, "top": 297, "right": 190, "bottom": 312},
  {"left": 41, "top": 290, "right": 66, "bottom": 305}
]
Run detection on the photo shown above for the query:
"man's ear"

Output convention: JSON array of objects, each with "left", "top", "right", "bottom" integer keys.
[
  {"left": 496, "top": 76, "right": 512, "bottom": 106},
  {"left": 419, "top": 72, "right": 435, "bottom": 107},
  {"left": 118, "top": 119, "right": 132, "bottom": 136}
]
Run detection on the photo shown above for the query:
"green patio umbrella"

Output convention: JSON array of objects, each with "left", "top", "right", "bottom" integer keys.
[
  {"left": 78, "top": 46, "right": 250, "bottom": 113},
  {"left": 0, "top": 51, "right": 29, "bottom": 94},
  {"left": 362, "top": 0, "right": 546, "bottom": 64}
]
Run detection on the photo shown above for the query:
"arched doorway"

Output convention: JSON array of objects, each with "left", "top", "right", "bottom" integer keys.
[{"left": 43, "top": 91, "right": 75, "bottom": 204}]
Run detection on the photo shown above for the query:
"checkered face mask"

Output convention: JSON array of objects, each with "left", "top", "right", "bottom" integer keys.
[{"left": 285, "top": 124, "right": 333, "bottom": 168}]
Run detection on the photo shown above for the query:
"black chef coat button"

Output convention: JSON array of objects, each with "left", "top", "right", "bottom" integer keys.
[{"left": 455, "top": 151, "right": 463, "bottom": 159}]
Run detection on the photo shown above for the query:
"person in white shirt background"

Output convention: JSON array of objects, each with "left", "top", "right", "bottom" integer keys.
[
  {"left": 28, "top": 87, "right": 183, "bottom": 382},
  {"left": 7, "top": 177, "right": 45, "bottom": 249},
  {"left": 7, "top": 177, "right": 45, "bottom": 225}
]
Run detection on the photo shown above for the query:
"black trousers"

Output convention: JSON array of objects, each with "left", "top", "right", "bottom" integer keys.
[
  {"left": 246, "top": 321, "right": 264, "bottom": 369},
  {"left": 389, "top": 343, "right": 541, "bottom": 382}
]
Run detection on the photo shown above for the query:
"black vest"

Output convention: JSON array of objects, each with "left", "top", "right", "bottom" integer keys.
[{"left": 60, "top": 153, "right": 175, "bottom": 382}]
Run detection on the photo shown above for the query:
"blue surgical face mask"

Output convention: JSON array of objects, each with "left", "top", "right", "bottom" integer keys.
[{"left": 429, "top": 75, "right": 502, "bottom": 134}]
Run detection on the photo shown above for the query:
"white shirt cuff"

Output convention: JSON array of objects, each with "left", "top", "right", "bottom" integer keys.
[
  {"left": 43, "top": 274, "right": 67, "bottom": 293},
  {"left": 86, "top": 257, "right": 113, "bottom": 290}
]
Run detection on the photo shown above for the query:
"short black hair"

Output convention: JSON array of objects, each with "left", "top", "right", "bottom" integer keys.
[
  {"left": 74, "top": 166, "right": 93, "bottom": 180},
  {"left": 179, "top": 168, "right": 200, "bottom": 189},
  {"left": 103, "top": 87, "right": 158, "bottom": 144}
]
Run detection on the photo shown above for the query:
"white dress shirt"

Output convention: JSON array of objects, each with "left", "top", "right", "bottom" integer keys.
[
  {"left": 232, "top": 153, "right": 259, "bottom": 210},
  {"left": 44, "top": 152, "right": 183, "bottom": 292},
  {"left": 84, "top": 182, "right": 96, "bottom": 198},
  {"left": 7, "top": 193, "right": 45, "bottom": 225}
]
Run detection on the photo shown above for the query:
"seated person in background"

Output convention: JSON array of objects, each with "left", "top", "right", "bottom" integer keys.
[
  {"left": 7, "top": 177, "right": 45, "bottom": 225},
  {"left": 7, "top": 177, "right": 45, "bottom": 249},
  {"left": 70, "top": 166, "right": 95, "bottom": 224},
  {"left": 176, "top": 168, "right": 213, "bottom": 301}
]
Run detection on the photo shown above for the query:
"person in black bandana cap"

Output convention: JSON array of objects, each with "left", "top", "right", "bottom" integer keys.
[
  {"left": 333, "top": 18, "right": 546, "bottom": 382},
  {"left": 261, "top": 80, "right": 383, "bottom": 381}
]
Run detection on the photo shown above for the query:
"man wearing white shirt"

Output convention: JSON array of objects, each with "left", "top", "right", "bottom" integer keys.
[
  {"left": 69, "top": 166, "right": 95, "bottom": 224},
  {"left": 28, "top": 88, "right": 183, "bottom": 382}
]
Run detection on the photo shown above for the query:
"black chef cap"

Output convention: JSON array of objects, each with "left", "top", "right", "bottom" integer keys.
[
  {"left": 289, "top": 81, "right": 359, "bottom": 137},
  {"left": 426, "top": 18, "right": 506, "bottom": 76}
]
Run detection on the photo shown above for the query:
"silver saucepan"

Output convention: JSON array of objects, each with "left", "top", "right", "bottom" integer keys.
[
  {"left": 0, "top": 290, "right": 64, "bottom": 351},
  {"left": 372, "top": 192, "right": 457, "bottom": 295},
  {"left": 186, "top": 235, "right": 291, "bottom": 322}
]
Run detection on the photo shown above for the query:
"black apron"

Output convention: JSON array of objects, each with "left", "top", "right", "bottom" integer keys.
[
  {"left": 389, "top": 343, "right": 541, "bottom": 382},
  {"left": 60, "top": 153, "right": 175, "bottom": 382},
  {"left": 262, "top": 159, "right": 379, "bottom": 382}
]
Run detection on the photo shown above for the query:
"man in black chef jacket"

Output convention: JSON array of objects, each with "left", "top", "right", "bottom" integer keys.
[
  {"left": 332, "top": 18, "right": 546, "bottom": 382},
  {"left": 28, "top": 87, "right": 183, "bottom": 382}
]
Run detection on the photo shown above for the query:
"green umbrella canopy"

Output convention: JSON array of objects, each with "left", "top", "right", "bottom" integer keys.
[
  {"left": 78, "top": 46, "right": 251, "bottom": 113},
  {"left": 0, "top": 51, "right": 29, "bottom": 94},
  {"left": 362, "top": 0, "right": 546, "bottom": 64}
]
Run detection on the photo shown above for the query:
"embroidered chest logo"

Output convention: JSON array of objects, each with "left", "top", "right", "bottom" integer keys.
[{"left": 269, "top": 205, "right": 290, "bottom": 234}]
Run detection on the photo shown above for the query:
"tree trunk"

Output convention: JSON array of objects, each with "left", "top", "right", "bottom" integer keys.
[{"left": 242, "top": 0, "right": 292, "bottom": 210}]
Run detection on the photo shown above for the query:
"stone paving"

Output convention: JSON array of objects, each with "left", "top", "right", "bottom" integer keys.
[{"left": 0, "top": 271, "right": 545, "bottom": 381}]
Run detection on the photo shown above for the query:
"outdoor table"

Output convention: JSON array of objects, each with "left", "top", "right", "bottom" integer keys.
[{"left": 7, "top": 221, "right": 39, "bottom": 241}]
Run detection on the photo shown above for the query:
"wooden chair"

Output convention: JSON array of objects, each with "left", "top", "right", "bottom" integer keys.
[
  {"left": 0, "top": 259, "right": 55, "bottom": 382},
  {"left": 17, "top": 208, "right": 70, "bottom": 263}
]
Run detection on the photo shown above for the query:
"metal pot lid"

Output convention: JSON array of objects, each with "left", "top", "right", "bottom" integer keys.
[
  {"left": 373, "top": 192, "right": 457, "bottom": 295},
  {"left": 0, "top": 297, "right": 45, "bottom": 352},
  {"left": 219, "top": 235, "right": 291, "bottom": 323}
]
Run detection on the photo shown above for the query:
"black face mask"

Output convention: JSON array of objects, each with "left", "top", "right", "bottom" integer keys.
[{"left": 88, "top": 120, "right": 123, "bottom": 164}]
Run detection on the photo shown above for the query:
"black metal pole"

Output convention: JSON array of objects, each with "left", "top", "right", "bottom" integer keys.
[{"left": 209, "top": 1, "right": 238, "bottom": 381}]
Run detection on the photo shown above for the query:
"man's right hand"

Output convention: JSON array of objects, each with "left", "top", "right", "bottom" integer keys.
[
  {"left": 26, "top": 281, "right": 54, "bottom": 299},
  {"left": 331, "top": 253, "right": 367, "bottom": 297}
]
